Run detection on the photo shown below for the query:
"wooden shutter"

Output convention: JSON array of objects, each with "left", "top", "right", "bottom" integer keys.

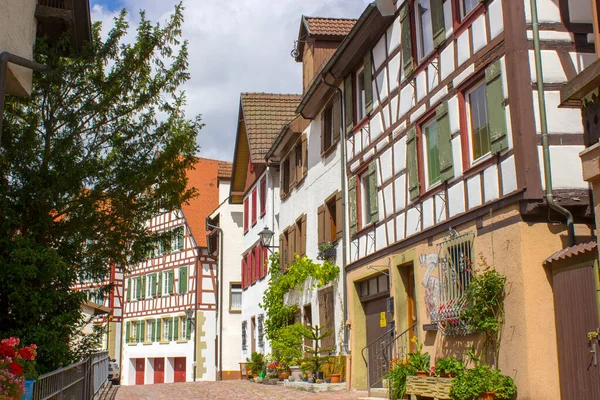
[
  {"left": 186, "top": 319, "right": 192, "bottom": 340},
  {"left": 246, "top": 252, "right": 253, "bottom": 284},
  {"left": 241, "top": 259, "right": 246, "bottom": 289},
  {"left": 179, "top": 266, "right": 188, "bottom": 293},
  {"left": 260, "top": 177, "right": 266, "bottom": 215},
  {"left": 150, "top": 274, "right": 156, "bottom": 297},
  {"left": 289, "top": 149, "right": 297, "bottom": 187},
  {"left": 318, "top": 205, "right": 326, "bottom": 245},
  {"left": 485, "top": 60, "right": 508, "bottom": 154},
  {"left": 302, "top": 135, "right": 308, "bottom": 177},
  {"left": 431, "top": 0, "right": 446, "bottom": 47},
  {"left": 279, "top": 234, "right": 285, "bottom": 272},
  {"left": 364, "top": 53, "right": 373, "bottom": 114},
  {"left": 437, "top": 101, "right": 454, "bottom": 182},
  {"left": 126, "top": 321, "right": 131, "bottom": 343},
  {"left": 168, "top": 270, "right": 174, "bottom": 294},
  {"left": 335, "top": 191, "right": 343, "bottom": 239},
  {"left": 135, "top": 276, "right": 141, "bottom": 300},
  {"left": 348, "top": 176, "right": 358, "bottom": 236},
  {"left": 288, "top": 226, "right": 296, "bottom": 264},
  {"left": 295, "top": 220, "right": 302, "bottom": 257},
  {"left": 333, "top": 98, "right": 341, "bottom": 144},
  {"left": 263, "top": 247, "right": 269, "bottom": 277},
  {"left": 243, "top": 198, "right": 249, "bottom": 232},
  {"left": 254, "top": 246, "right": 261, "bottom": 280},
  {"left": 344, "top": 75, "right": 354, "bottom": 132},
  {"left": 127, "top": 278, "right": 131, "bottom": 301},
  {"left": 368, "top": 161, "right": 379, "bottom": 224},
  {"left": 252, "top": 189, "right": 257, "bottom": 225},
  {"left": 141, "top": 275, "right": 146, "bottom": 299},
  {"left": 407, "top": 126, "right": 420, "bottom": 200},
  {"left": 157, "top": 272, "right": 162, "bottom": 297},
  {"left": 301, "top": 215, "right": 307, "bottom": 255},
  {"left": 318, "top": 287, "right": 335, "bottom": 350},
  {"left": 321, "top": 109, "right": 327, "bottom": 153},
  {"left": 156, "top": 318, "right": 161, "bottom": 342},
  {"left": 400, "top": 3, "right": 413, "bottom": 77}
]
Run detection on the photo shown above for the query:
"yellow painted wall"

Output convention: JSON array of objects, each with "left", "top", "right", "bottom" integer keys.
[{"left": 346, "top": 203, "right": 594, "bottom": 398}]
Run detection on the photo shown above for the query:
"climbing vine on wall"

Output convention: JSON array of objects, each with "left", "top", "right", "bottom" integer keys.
[{"left": 260, "top": 253, "right": 339, "bottom": 341}]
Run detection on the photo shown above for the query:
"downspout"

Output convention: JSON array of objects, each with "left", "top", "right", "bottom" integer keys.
[
  {"left": 193, "top": 252, "right": 199, "bottom": 381},
  {"left": 0, "top": 52, "right": 47, "bottom": 144},
  {"left": 320, "top": 73, "right": 349, "bottom": 353},
  {"left": 218, "top": 228, "right": 224, "bottom": 380},
  {"left": 530, "top": 0, "right": 576, "bottom": 246}
]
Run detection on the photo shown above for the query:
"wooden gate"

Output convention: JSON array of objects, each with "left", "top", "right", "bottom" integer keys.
[{"left": 552, "top": 261, "right": 600, "bottom": 399}]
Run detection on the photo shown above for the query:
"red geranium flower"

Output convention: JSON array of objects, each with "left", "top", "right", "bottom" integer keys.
[
  {"left": 9, "top": 361, "right": 23, "bottom": 375},
  {"left": 0, "top": 343, "right": 16, "bottom": 358},
  {"left": 18, "top": 347, "right": 35, "bottom": 361}
]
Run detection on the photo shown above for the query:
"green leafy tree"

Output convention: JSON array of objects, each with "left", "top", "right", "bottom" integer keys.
[{"left": 0, "top": 3, "right": 200, "bottom": 373}]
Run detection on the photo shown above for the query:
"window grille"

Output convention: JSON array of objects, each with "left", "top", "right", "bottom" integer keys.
[
  {"left": 432, "top": 231, "right": 474, "bottom": 336},
  {"left": 257, "top": 314, "right": 264, "bottom": 348},
  {"left": 241, "top": 320, "right": 247, "bottom": 351}
]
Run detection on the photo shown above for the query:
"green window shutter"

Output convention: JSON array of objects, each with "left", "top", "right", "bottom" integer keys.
[
  {"left": 126, "top": 321, "right": 130, "bottom": 344},
  {"left": 368, "top": 162, "right": 379, "bottom": 224},
  {"left": 485, "top": 60, "right": 508, "bottom": 154},
  {"left": 151, "top": 274, "right": 156, "bottom": 297},
  {"left": 348, "top": 176, "right": 358, "bottom": 236},
  {"left": 168, "top": 318, "right": 173, "bottom": 341},
  {"left": 364, "top": 53, "right": 373, "bottom": 114},
  {"left": 436, "top": 101, "right": 454, "bottom": 182},
  {"left": 169, "top": 270, "right": 174, "bottom": 294},
  {"left": 431, "top": 0, "right": 446, "bottom": 48},
  {"left": 134, "top": 322, "right": 139, "bottom": 343},
  {"left": 141, "top": 275, "right": 146, "bottom": 299},
  {"left": 135, "top": 277, "right": 140, "bottom": 300},
  {"left": 400, "top": 3, "right": 413, "bottom": 77},
  {"left": 127, "top": 278, "right": 131, "bottom": 301},
  {"left": 156, "top": 318, "right": 161, "bottom": 342},
  {"left": 140, "top": 320, "right": 145, "bottom": 342},
  {"left": 179, "top": 266, "right": 188, "bottom": 294},
  {"left": 344, "top": 75, "right": 354, "bottom": 132},
  {"left": 186, "top": 319, "right": 192, "bottom": 340},
  {"left": 177, "top": 227, "right": 184, "bottom": 250},
  {"left": 157, "top": 272, "right": 162, "bottom": 297},
  {"left": 173, "top": 317, "right": 179, "bottom": 341},
  {"left": 407, "top": 126, "right": 421, "bottom": 200}
]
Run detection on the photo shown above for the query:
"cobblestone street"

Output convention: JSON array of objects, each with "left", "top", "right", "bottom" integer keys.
[{"left": 115, "top": 380, "right": 368, "bottom": 400}]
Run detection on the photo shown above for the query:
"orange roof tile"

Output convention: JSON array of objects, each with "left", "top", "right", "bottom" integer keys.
[
  {"left": 181, "top": 157, "right": 224, "bottom": 248},
  {"left": 240, "top": 93, "right": 301, "bottom": 162},
  {"left": 217, "top": 161, "right": 232, "bottom": 180},
  {"left": 304, "top": 17, "right": 356, "bottom": 37}
]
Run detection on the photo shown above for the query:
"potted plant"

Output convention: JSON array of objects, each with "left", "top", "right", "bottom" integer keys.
[
  {"left": 0, "top": 337, "right": 38, "bottom": 400},
  {"left": 317, "top": 241, "right": 337, "bottom": 260},
  {"left": 450, "top": 365, "right": 517, "bottom": 400},
  {"left": 246, "top": 352, "right": 265, "bottom": 380},
  {"left": 300, "top": 325, "right": 334, "bottom": 381},
  {"left": 386, "top": 359, "right": 416, "bottom": 400},
  {"left": 435, "top": 356, "right": 465, "bottom": 378},
  {"left": 408, "top": 336, "right": 430, "bottom": 376}
]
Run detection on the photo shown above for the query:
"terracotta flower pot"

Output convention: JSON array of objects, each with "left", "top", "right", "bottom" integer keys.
[
  {"left": 330, "top": 373, "right": 341, "bottom": 383},
  {"left": 479, "top": 391, "right": 496, "bottom": 400},
  {"left": 278, "top": 371, "right": 290, "bottom": 380},
  {"left": 416, "top": 371, "right": 428, "bottom": 377}
]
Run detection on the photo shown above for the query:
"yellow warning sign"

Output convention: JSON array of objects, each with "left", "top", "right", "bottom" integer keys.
[{"left": 380, "top": 312, "right": 387, "bottom": 328}]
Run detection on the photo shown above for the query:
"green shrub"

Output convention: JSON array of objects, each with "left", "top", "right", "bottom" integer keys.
[
  {"left": 450, "top": 365, "right": 516, "bottom": 400},
  {"left": 246, "top": 352, "right": 265, "bottom": 375},
  {"left": 387, "top": 361, "right": 416, "bottom": 400},
  {"left": 435, "top": 356, "right": 465, "bottom": 377}
]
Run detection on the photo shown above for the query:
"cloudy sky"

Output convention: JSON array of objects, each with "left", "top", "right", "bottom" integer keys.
[{"left": 90, "top": 0, "right": 372, "bottom": 161}]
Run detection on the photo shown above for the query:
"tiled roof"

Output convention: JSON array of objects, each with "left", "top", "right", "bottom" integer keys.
[
  {"left": 544, "top": 241, "right": 598, "bottom": 266},
  {"left": 305, "top": 17, "right": 357, "bottom": 37},
  {"left": 181, "top": 157, "right": 224, "bottom": 248},
  {"left": 240, "top": 93, "right": 301, "bottom": 161},
  {"left": 217, "top": 161, "right": 232, "bottom": 180}
]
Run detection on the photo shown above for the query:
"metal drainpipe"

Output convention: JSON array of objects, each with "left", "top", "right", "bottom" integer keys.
[
  {"left": 0, "top": 52, "right": 47, "bottom": 144},
  {"left": 320, "top": 73, "right": 349, "bottom": 353},
  {"left": 218, "top": 227, "right": 224, "bottom": 381},
  {"left": 530, "top": 0, "right": 576, "bottom": 246},
  {"left": 193, "top": 252, "right": 200, "bottom": 381}
]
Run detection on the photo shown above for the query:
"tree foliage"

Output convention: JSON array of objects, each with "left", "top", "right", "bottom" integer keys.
[{"left": 0, "top": 3, "right": 200, "bottom": 372}]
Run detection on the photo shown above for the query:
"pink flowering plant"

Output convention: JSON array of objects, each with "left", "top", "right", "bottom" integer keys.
[
  {"left": 267, "top": 361, "right": 288, "bottom": 372},
  {"left": 0, "top": 337, "right": 38, "bottom": 399}
]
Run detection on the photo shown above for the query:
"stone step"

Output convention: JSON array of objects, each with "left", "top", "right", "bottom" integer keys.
[{"left": 367, "top": 387, "right": 389, "bottom": 398}]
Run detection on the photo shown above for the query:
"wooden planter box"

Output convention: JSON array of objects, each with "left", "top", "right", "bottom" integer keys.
[{"left": 406, "top": 376, "right": 454, "bottom": 400}]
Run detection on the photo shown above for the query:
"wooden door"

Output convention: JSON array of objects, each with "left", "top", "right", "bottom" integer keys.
[
  {"left": 135, "top": 358, "right": 145, "bottom": 385},
  {"left": 174, "top": 357, "right": 186, "bottom": 383},
  {"left": 364, "top": 296, "right": 393, "bottom": 388},
  {"left": 303, "top": 304, "right": 313, "bottom": 357},
  {"left": 251, "top": 317, "right": 256, "bottom": 354},
  {"left": 553, "top": 262, "right": 600, "bottom": 400},
  {"left": 318, "top": 286, "right": 335, "bottom": 351},
  {"left": 153, "top": 358, "right": 164, "bottom": 384},
  {"left": 407, "top": 267, "right": 416, "bottom": 352}
]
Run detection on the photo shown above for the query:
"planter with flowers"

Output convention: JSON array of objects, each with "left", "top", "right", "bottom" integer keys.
[
  {"left": 0, "top": 337, "right": 38, "bottom": 400},
  {"left": 267, "top": 361, "right": 290, "bottom": 380}
]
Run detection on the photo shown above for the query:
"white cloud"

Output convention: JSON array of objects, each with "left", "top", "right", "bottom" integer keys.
[{"left": 92, "top": 0, "right": 372, "bottom": 161}]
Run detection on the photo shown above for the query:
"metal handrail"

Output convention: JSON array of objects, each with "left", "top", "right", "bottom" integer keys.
[{"left": 361, "top": 325, "right": 395, "bottom": 367}]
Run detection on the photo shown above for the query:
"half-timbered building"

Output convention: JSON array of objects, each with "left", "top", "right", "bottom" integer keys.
[
  {"left": 294, "top": 0, "right": 596, "bottom": 398},
  {"left": 120, "top": 157, "right": 224, "bottom": 385},
  {"left": 230, "top": 93, "right": 300, "bottom": 359}
]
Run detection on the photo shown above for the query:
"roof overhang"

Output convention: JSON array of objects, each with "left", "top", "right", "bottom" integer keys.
[
  {"left": 229, "top": 100, "right": 250, "bottom": 205},
  {"left": 265, "top": 114, "right": 310, "bottom": 162},
  {"left": 560, "top": 57, "right": 600, "bottom": 108},
  {"left": 297, "top": 4, "right": 395, "bottom": 119},
  {"left": 543, "top": 241, "right": 598, "bottom": 267}
]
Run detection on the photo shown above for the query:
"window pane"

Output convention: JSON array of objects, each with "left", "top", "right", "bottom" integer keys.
[
  {"left": 468, "top": 84, "right": 491, "bottom": 160},
  {"left": 360, "top": 281, "right": 369, "bottom": 297},
  {"left": 231, "top": 292, "right": 242, "bottom": 309},
  {"left": 357, "top": 71, "right": 366, "bottom": 120},
  {"left": 362, "top": 174, "right": 372, "bottom": 224},
  {"left": 418, "top": 0, "right": 434, "bottom": 59},
  {"left": 425, "top": 121, "right": 441, "bottom": 185},
  {"left": 462, "top": 0, "right": 478, "bottom": 18},
  {"left": 378, "top": 274, "right": 389, "bottom": 292},
  {"left": 368, "top": 278, "right": 378, "bottom": 295}
]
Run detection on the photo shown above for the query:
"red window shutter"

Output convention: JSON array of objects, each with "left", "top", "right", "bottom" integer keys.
[
  {"left": 254, "top": 246, "right": 261, "bottom": 280},
  {"left": 247, "top": 252, "right": 253, "bottom": 284},
  {"left": 252, "top": 189, "right": 257, "bottom": 225},
  {"left": 244, "top": 199, "right": 249, "bottom": 232},
  {"left": 263, "top": 247, "right": 269, "bottom": 277},
  {"left": 242, "top": 259, "right": 247, "bottom": 289},
  {"left": 260, "top": 177, "right": 267, "bottom": 216}
]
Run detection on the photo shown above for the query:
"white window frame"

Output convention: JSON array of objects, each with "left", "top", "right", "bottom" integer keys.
[
  {"left": 146, "top": 275, "right": 153, "bottom": 298},
  {"left": 356, "top": 66, "right": 367, "bottom": 122},
  {"left": 131, "top": 277, "right": 139, "bottom": 301},
  {"left": 146, "top": 320, "right": 153, "bottom": 342},
  {"left": 180, "top": 316, "right": 187, "bottom": 340},
  {"left": 172, "top": 226, "right": 185, "bottom": 252},
  {"left": 162, "top": 318, "right": 170, "bottom": 341},
  {"left": 230, "top": 283, "right": 242, "bottom": 311},
  {"left": 415, "top": 0, "right": 435, "bottom": 61},
  {"left": 422, "top": 118, "right": 442, "bottom": 190},
  {"left": 162, "top": 270, "right": 170, "bottom": 296},
  {"left": 132, "top": 321, "right": 139, "bottom": 342},
  {"left": 360, "top": 172, "right": 372, "bottom": 228},
  {"left": 465, "top": 80, "right": 493, "bottom": 166}
]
